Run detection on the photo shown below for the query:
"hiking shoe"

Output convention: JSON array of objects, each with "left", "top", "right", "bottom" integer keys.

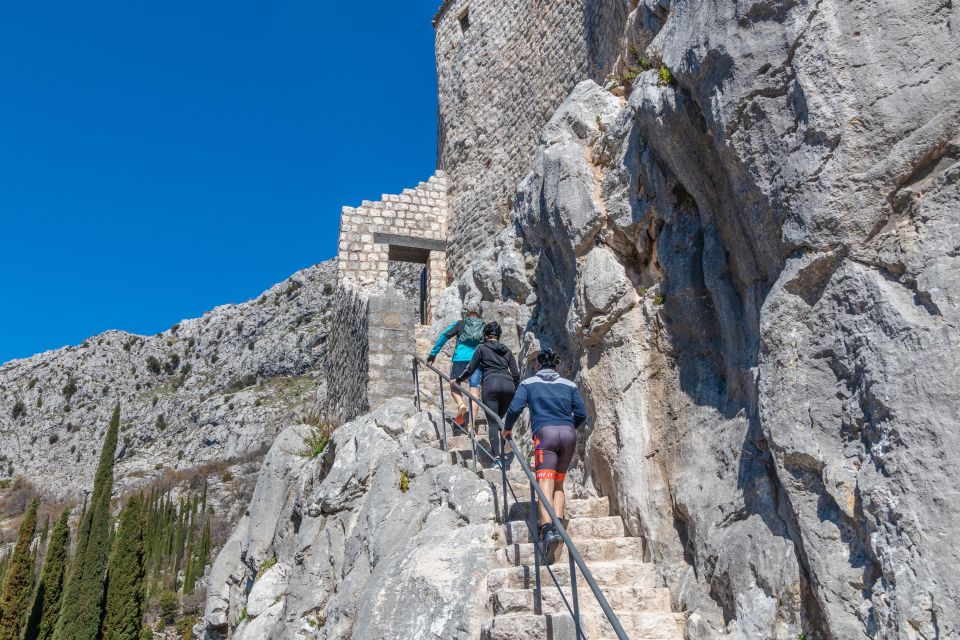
[
  {"left": 542, "top": 525, "right": 563, "bottom": 565},
  {"left": 453, "top": 413, "right": 465, "bottom": 427}
]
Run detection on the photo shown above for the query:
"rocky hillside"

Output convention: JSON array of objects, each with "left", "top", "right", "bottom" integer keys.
[
  {"left": 203, "top": 399, "right": 496, "bottom": 640},
  {"left": 0, "top": 260, "right": 336, "bottom": 503}
]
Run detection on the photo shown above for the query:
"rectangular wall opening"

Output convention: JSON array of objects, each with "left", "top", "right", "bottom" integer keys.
[{"left": 387, "top": 244, "right": 430, "bottom": 325}]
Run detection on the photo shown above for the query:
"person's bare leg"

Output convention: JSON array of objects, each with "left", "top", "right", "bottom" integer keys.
[
  {"left": 553, "top": 479, "right": 566, "bottom": 522},
  {"left": 470, "top": 385, "right": 482, "bottom": 422},
  {"left": 537, "top": 476, "right": 555, "bottom": 526},
  {"left": 450, "top": 382, "right": 464, "bottom": 409}
]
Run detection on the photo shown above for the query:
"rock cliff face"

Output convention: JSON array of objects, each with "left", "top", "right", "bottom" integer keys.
[
  {"left": 448, "top": 1, "right": 960, "bottom": 638},
  {"left": 203, "top": 399, "right": 496, "bottom": 640},
  {"left": 0, "top": 261, "right": 336, "bottom": 501}
]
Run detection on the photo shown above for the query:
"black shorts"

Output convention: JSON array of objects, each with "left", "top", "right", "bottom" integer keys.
[{"left": 533, "top": 425, "right": 577, "bottom": 483}]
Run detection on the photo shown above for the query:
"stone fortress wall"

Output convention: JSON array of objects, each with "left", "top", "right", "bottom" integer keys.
[
  {"left": 326, "top": 172, "right": 450, "bottom": 423},
  {"left": 328, "top": 1, "right": 632, "bottom": 422},
  {"left": 433, "top": 0, "right": 630, "bottom": 274}
]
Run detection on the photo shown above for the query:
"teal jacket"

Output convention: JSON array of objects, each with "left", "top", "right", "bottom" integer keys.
[{"left": 430, "top": 320, "right": 482, "bottom": 362}]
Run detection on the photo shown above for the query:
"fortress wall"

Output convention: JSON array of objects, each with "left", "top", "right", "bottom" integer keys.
[
  {"left": 328, "top": 172, "right": 450, "bottom": 422},
  {"left": 434, "top": 0, "right": 629, "bottom": 274}
]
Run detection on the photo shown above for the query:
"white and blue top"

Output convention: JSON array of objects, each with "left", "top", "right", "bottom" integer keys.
[{"left": 504, "top": 369, "right": 588, "bottom": 435}]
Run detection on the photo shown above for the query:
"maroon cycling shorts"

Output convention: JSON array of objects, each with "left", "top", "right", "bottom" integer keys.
[{"left": 533, "top": 425, "right": 577, "bottom": 483}]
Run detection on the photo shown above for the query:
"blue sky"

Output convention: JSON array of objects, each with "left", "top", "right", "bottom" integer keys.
[{"left": 0, "top": 1, "right": 440, "bottom": 363}]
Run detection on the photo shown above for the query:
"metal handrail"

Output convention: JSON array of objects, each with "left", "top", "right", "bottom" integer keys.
[{"left": 411, "top": 355, "right": 630, "bottom": 640}]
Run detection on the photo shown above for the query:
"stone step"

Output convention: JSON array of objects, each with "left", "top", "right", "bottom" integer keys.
[
  {"left": 501, "top": 536, "right": 643, "bottom": 566},
  {"left": 506, "top": 496, "right": 610, "bottom": 522},
  {"left": 499, "top": 517, "right": 625, "bottom": 545},
  {"left": 492, "top": 585, "right": 671, "bottom": 617},
  {"left": 450, "top": 448, "right": 501, "bottom": 469},
  {"left": 482, "top": 611, "right": 683, "bottom": 640},
  {"left": 487, "top": 560, "right": 658, "bottom": 592}
]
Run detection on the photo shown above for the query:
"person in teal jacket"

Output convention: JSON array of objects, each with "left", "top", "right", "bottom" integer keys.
[{"left": 426, "top": 303, "right": 484, "bottom": 425}]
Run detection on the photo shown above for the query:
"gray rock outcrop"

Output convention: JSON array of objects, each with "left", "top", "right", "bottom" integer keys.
[
  {"left": 204, "top": 398, "right": 497, "bottom": 640},
  {"left": 439, "top": 2, "right": 960, "bottom": 636}
]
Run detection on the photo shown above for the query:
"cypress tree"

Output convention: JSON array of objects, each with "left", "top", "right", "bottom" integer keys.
[
  {"left": 24, "top": 508, "right": 70, "bottom": 640},
  {"left": 56, "top": 404, "right": 120, "bottom": 640},
  {"left": 101, "top": 495, "right": 146, "bottom": 640},
  {"left": 0, "top": 497, "right": 40, "bottom": 640}
]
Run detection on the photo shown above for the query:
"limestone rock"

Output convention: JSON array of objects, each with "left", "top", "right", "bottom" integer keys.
[{"left": 203, "top": 398, "right": 497, "bottom": 640}]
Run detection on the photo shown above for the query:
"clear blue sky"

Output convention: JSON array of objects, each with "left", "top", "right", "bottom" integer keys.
[{"left": 0, "top": 1, "right": 440, "bottom": 364}]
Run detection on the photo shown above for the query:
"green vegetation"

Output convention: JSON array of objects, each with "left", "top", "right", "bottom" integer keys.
[
  {"left": 657, "top": 65, "right": 675, "bottom": 86},
  {"left": 146, "top": 356, "right": 162, "bottom": 375},
  {"left": 0, "top": 498, "right": 39, "bottom": 640},
  {"left": 11, "top": 399, "right": 25, "bottom": 420},
  {"left": 163, "top": 354, "right": 181, "bottom": 376},
  {"left": 225, "top": 374, "right": 257, "bottom": 393},
  {"left": 102, "top": 495, "right": 147, "bottom": 640},
  {"left": 399, "top": 470, "right": 410, "bottom": 493},
  {"left": 654, "top": 293, "right": 665, "bottom": 306},
  {"left": 156, "top": 415, "right": 167, "bottom": 432},
  {"left": 0, "top": 414, "right": 221, "bottom": 639},
  {"left": 256, "top": 556, "right": 277, "bottom": 580},
  {"left": 57, "top": 404, "right": 120, "bottom": 640},
  {"left": 62, "top": 376, "right": 79, "bottom": 402},
  {"left": 322, "top": 283, "right": 333, "bottom": 295},
  {"left": 300, "top": 423, "right": 333, "bottom": 459}
]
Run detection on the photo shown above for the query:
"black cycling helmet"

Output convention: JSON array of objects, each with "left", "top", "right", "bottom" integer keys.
[
  {"left": 483, "top": 321, "right": 502, "bottom": 338},
  {"left": 537, "top": 347, "right": 560, "bottom": 369}
]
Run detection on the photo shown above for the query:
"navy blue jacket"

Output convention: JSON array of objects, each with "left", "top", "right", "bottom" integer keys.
[{"left": 504, "top": 369, "right": 588, "bottom": 434}]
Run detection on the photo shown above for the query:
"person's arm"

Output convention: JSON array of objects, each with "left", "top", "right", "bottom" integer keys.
[
  {"left": 507, "top": 351, "right": 521, "bottom": 385},
  {"left": 571, "top": 386, "right": 588, "bottom": 428},
  {"left": 503, "top": 383, "right": 529, "bottom": 436},
  {"left": 428, "top": 321, "right": 460, "bottom": 362},
  {"left": 457, "top": 346, "right": 483, "bottom": 383}
]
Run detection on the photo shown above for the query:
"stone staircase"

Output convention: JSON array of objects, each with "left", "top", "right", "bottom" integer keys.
[{"left": 443, "top": 433, "right": 684, "bottom": 640}]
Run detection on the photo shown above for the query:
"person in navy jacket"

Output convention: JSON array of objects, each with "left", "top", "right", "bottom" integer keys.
[{"left": 503, "top": 347, "right": 587, "bottom": 562}]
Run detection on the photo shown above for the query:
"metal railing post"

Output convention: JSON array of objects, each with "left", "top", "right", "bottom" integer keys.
[
  {"left": 413, "top": 358, "right": 421, "bottom": 411},
  {"left": 569, "top": 551, "right": 582, "bottom": 639},
  {"left": 438, "top": 371, "right": 447, "bottom": 452},
  {"left": 531, "top": 481, "right": 542, "bottom": 615},
  {"left": 500, "top": 431, "right": 508, "bottom": 526},
  {"left": 468, "top": 400, "right": 477, "bottom": 474}
]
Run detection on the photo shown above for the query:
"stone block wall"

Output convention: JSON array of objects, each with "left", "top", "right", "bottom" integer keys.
[
  {"left": 328, "top": 172, "right": 450, "bottom": 423},
  {"left": 434, "top": 0, "right": 630, "bottom": 274},
  {"left": 365, "top": 294, "right": 418, "bottom": 412},
  {"left": 336, "top": 170, "right": 450, "bottom": 318},
  {"left": 325, "top": 284, "right": 370, "bottom": 425}
]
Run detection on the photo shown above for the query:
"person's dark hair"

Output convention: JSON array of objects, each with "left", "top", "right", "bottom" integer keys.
[
  {"left": 483, "top": 321, "right": 502, "bottom": 338},
  {"left": 537, "top": 348, "right": 560, "bottom": 369}
]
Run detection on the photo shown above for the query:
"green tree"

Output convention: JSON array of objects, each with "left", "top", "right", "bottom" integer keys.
[
  {"left": 0, "top": 497, "right": 39, "bottom": 640},
  {"left": 102, "top": 495, "right": 147, "bottom": 640},
  {"left": 24, "top": 508, "right": 70, "bottom": 640},
  {"left": 56, "top": 404, "right": 120, "bottom": 640}
]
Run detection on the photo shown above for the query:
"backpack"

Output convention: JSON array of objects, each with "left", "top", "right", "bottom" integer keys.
[{"left": 459, "top": 317, "right": 485, "bottom": 347}]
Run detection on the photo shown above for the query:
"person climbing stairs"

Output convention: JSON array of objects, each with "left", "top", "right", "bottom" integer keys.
[{"left": 442, "top": 431, "right": 685, "bottom": 640}]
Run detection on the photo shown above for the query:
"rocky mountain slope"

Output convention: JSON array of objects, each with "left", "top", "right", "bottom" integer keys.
[{"left": 0, "top": 260, "right": 336, "bottom": 503}]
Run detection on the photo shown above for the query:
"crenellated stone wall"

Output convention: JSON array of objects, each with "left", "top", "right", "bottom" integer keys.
[
  {"left": 434, "top": 0, "right": 630, "bottom": 274},
  {"left": 327, "top": 171, "right": 451, "bottom": 423}
]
